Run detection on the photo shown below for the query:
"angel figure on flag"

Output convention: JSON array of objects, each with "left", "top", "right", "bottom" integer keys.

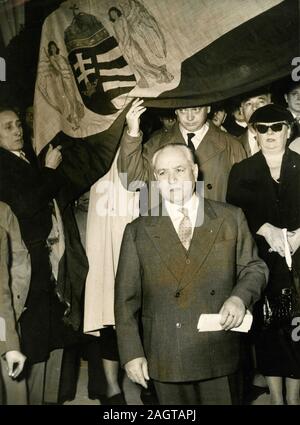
[{"left": 37, "top": 40, "right": 84, "bottom": 130}]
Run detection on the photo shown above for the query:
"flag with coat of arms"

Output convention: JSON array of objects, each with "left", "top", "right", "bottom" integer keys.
[{"left": 33, "top": 0, "right": 297, "bottom": 334}]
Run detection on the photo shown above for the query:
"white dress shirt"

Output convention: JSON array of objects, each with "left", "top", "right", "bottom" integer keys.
[
  {"left": 165, "top": 193, "right": 199, "bottom": 239},
  {"left": 179, "top": 123, "right": 209, "bottom": 150},
  {"left": 11, "top": 150, "right": 30, "bottom": 163}
]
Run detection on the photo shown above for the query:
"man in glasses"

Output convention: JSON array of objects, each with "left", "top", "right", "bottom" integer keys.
[{"left": 118, "top": 99, "right": 246, "bottom": 206}]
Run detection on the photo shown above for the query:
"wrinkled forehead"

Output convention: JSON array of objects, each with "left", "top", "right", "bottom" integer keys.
[
  {"left": 154, "top": 146, "right": 191, "bottom": 168},
  {"left": 176, "top": 106, "right": 204, "bottom": 112}
]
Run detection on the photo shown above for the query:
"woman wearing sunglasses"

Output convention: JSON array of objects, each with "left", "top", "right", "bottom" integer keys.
[{"left": 227, "top": 104, "right": 300, "bottom": 405}]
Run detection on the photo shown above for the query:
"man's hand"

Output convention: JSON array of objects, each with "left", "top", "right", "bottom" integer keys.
[
  {"left": 5, "top": 350, "right": 26, "bottom": 378},
  {"left": 124, "top": 357, "right": 149, "bottom": 389},
  {"left": 45, "top": 144, "right": 62, "bottom": 169},
  {"left": 257, "top": 223, "right": 286, "bottom": 257},
  {"left": 219, "top": 296, "right": 246, "bottom": 331},
  {"left": 126, "top": 98, "right": 146, "bottom": 137},
  {"left": 287, "top": 228, "right": 300, "bottom": 255}
]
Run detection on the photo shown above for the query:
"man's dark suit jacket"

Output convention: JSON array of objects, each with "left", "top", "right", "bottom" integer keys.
[
  {"left": 0, "top": 148, "right": 88, "bottom": 338},
  {"left": 115, "top": 199, "right": 267, "bottom": 383}
]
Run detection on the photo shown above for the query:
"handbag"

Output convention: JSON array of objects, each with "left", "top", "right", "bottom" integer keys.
[{"left": 263, "top": 268, "right": 300, "bottom": 329}]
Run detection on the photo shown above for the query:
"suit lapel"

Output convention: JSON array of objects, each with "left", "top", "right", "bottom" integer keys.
[
  {"left": 196, "top": 124, "right": 225, "bottom": 165},
  {"left": 180, "top": 200, "right": 224, "bottom": 289},
  {"left": 144, "top": 200, "right": 224, "bottom": 287},
  {"left": 145, "top": 213, "right": 187, "bottom": 283}
]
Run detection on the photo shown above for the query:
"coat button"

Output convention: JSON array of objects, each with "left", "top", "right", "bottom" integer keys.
[
  {"left": 186, "top": 259, "right": 190, "bottom": 265},
  {"left": 17, "top": 295, "right": 20, "bottom": 299},
  {"left": 175, "top": 291, "right": 181, "bottom": 298},
  {"left": 207, "top": 184, "right": 212, "bottom": 190},
  {"left": 176, "top": 323, "right": 182, "bottom": 328},
  {"left": 210, "top": 290, "right": 215, "bottom": 295}
]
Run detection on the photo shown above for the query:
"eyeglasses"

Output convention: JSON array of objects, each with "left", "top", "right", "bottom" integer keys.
[{"left": 255, "top": 122, "right": 288, "bottom": 134}]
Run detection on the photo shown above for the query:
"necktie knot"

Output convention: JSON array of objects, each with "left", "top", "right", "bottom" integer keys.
[
  {"left": 180, "top": 207, "right": 189, "bottom": 218},
  {"left": 187, "top": 133, "right": 195, "bottom": 152}
]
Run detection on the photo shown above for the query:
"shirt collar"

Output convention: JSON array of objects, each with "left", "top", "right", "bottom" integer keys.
[
  {"left": 165, "top": 192, "right": 199, "bottom": 219},
  {"left": 179, "top": 122, "right": 209, "bottom": 141},
  {"left": 11, "top": 150, "right": 22, "bottom": 157}
]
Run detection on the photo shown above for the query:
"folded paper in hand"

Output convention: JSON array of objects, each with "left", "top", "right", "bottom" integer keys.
[{"left": 197, "top": 310, "right": 253, "bottom": 333}]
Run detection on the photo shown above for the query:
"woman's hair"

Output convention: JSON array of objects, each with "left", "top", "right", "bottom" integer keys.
[
  {"left": 108, "top": 7, "right": 122, "bottom": 22},
  {"left": 48, "top": 41, "right": 60, "bottom": 55}
]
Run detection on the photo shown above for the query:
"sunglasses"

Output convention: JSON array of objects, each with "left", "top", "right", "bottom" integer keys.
[{"left": 255, "top": 122, "right": 288, "bottom": 134}]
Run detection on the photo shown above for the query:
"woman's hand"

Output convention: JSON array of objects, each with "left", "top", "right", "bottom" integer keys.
[
  {"left": 126, "top": 98, "right": 146, "bottom": 137},
  {"left": 257, "top": 223, "right": 286, "bottom": 257}
]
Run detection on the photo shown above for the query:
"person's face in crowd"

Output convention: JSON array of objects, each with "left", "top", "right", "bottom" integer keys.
[
  {"left": 154, "top": 146, "right": 198, "bottom": 205},
  {"left": 0, "top": 110, "right": 24, "bottom": 152},
  {"left": 233, "top": 108, "right": 246, "bottom": 123},
  {"left": 240, "top": 94, "right": 272, "bottom": 124},
  {"left": 212, "top": 110, "right": 226, "bottom": 127},
  {"left": 160, "top": 116, "right": 176, "bottom": 131},
  {"left": 175, "top": 106, "right": 209, "bottom": 132},
  {"left": 285, "top": 85, "right": 300, "bottom": 116},
  {"left": 255, "top": 121, "right": 290, "bottom": 154},
  {"left": 25, "top": 106, "right": 34, "bottom": 132}
]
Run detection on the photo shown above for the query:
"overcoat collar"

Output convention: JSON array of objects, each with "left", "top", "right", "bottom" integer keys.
[{"left": 159, "top": 122, "right": 226, "bottom": 165}]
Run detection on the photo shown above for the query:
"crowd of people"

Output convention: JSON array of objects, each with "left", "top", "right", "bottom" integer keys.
[{"left": 1, "top": 76, "right": 300, "bottom": 405}]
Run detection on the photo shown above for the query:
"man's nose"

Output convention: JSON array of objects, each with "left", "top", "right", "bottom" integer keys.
[
  {"left": 266, "top": 126, "right": 274, "bottom": 134},
  {"left": 168, "top": 172, "right": 177, "bottom": 184},
  {"left": 186, "top": 110, "right": 194, "bottom": 121}
]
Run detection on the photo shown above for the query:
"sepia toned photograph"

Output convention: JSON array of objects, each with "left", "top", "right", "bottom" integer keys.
[{"left": 0, "top": 0, "right": 299, "bottom": 410}]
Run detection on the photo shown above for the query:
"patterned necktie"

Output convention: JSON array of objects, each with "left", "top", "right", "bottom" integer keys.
[
  {"left": 187, "top": 133, "right": 195, "bottom": 152},
  {"left": 178, "top": 208, "right": 192, "bottom": 251}
]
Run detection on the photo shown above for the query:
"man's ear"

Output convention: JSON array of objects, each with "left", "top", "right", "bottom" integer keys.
[
  {"left": 207, "top": 106, "right": 211, "bottom": 114},
  {"left": 284, "top": 94, "right": 288, "bottom": 104},
  {"left": 287, "top": 125, "right": 291, "bottom": 139}
]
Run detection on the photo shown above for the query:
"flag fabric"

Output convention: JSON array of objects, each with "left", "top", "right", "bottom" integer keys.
[
  {"left": 84, "top": 153, "right": 139, "bottom": 335},
  {"left": 33, "top": 0, "right": 296, "bottom": 334}
]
